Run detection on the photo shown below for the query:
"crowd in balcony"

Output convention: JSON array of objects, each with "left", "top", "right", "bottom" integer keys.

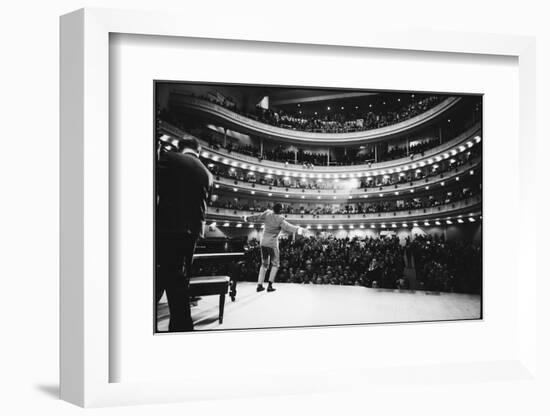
[
  {"left": 203, "top": 145, "right": 479, "bottom": 192},
  {"left": 209, "top": 185, "right": 479, "bottom": 215},
  {"left": 208, "top": 136, "right": 443, "bottom": 167},
  {"left": 192, "top": 234, "right": 481, "bottom": 294},
  {"left": 195, "top": 92, "right": 443, "bottom": 134}
]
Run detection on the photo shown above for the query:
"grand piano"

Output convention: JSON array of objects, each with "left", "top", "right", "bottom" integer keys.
[{"left": 189, "top": 237, "right": 248, "bottom": 324}]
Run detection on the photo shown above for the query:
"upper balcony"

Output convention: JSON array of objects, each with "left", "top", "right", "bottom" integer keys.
[
  {"left": 171, "top": 94, "right": 462, "bottom": 146},
  {"left": 160, "top": 121, "right": 481, "bottom": 176}
]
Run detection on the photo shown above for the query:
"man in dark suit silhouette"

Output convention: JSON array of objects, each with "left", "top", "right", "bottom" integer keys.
[{"left": 156, "top": 136, "right": 213, "bottom": 331}]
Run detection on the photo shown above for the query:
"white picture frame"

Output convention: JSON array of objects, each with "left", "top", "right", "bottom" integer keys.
[{"left": 60, "top": 8, "right": 538, "bottom": 407}]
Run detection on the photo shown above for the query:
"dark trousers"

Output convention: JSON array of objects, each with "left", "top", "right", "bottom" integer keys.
[{"left": 156, "top": 232, "right": 198, "bottom": 332}]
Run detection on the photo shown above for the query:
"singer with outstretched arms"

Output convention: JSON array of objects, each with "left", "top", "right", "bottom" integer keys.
[{"left": 243, "top": 203, "right": 304, "bottom": 292}]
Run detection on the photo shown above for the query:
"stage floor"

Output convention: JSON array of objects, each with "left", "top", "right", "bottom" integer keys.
[{"left": 157, "top": 282, "right": 481, "bottom": 331}]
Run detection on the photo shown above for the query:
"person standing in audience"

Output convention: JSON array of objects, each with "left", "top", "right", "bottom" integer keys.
[
  {"left": 156, "top": 136, "right": 213, "bottom": 332},
  {"left": 243, "top": 203, "right": 303, "bottom": 292}
]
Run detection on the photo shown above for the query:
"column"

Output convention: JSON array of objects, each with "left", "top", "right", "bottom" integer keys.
[{"left": 260, "top": 138, "right": 264, "bottom": 157}]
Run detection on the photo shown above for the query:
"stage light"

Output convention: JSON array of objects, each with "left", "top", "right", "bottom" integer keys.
[
  {"left": 327, "top": 106, "right": 331, "bottom": 110},
  {"left": 415, "top": 169, "right": 421, "bottom": 173},
  {"left": 441, "top": 182, "right": 445, "bottom": 186},
  {"left": 458, "top": 219, "right": 464, "bottom": 223},
  {"left": 359, "top": 224, "right": 365, "bottom": 229},
  {"left": 425, "top": 186, "right": 429, "bottom": 190},
  {"left": 306, "top": 225, "right": 311, "bottom": 229},
  {"left": 201, "top": 151, "right": 209, "bottom": 158},
  {"left": 233, "top": 188, "right": 237, "bottom": 192},
  {"left": 285, "top": 194, "right": 289, "bottom": 198},
  {"left": 470, "top": 170, "right": 474, "bottom": 175},
  {"left": 392, "top": 224, "right": 397, "bottom": 228},
  {"left": 231, "top": 161, "right": 238, "bottom": 167},
  {"left": 456, "top": 177, "right": 460, "bottom": 181},
  {"left": 267, "top": 169, "right": 273, "bottom": 174},
  {"left": 381, "top": 224, "right": 386, "bottom": 228},
  {"left": 338, "top": 225, "right": 344, "bottom": 229},
  {"left": 348, "top": 195, "right": 353, "bottom": 199},
  {"left": 395, "top": 191, "right": 399, "bottom": 195},
  {"left": 459, "top": 146, "right": 466, "bottom": 152},
  {"left": 341, "top": 106, "right": 344, "bottom": 110},
  {"left": 223, "top": 222, "right": 230, "bottom": 227},
  {"left": 446, "top": 220, "right": 452, "bottom": 224},
  {"left": 424, "top": 221, "right": 430, "bottom": 226},
  {"left": 402, "top": 223, "right": 408, "bottom": 227},
  {"left": 451, "top": 149, "right": 457, "bottom": 156},
  {"left": 371, "top": 224, "right": 376, "bottom": 228},
  {"left": 236, "top": 223, "right": 242, "bottom": 228},
  {"left": 212, "top": 155, "right": 219, "bottom": 161},
  {"left": 229, "top": 167, "right": 235, "bottom": 172},
  {"left": 349, "top": 225, "right": 354, "bottom": 229},
  {"left": 248, "top": 224, "right": 254, "bottom": 228},
  {"left": 268, "top": 193, "right": 272, "bottom": 196},
  {"left": 301, "top": 196, "right": 305, "bottom": 199},
  {"left": 474, "top": 135, "right": 481, "bottom": 143},
  {"left": 428, "top": 159, "right": 433, "bottom": 164},
  {"left": 214, "top": 184, "right": 220, "bottom": 188},
  {"left": 210, "top": 222, "right": 217, "bottom": 227},
  {"left": 261, "top": 224, "right": 265, "bottom": 229},
  {"left": 443, "top": 153, "right": 449, "bottom": 159},
  {"left": 333, "top": 196, "right": 337, "bottom": 199},
  {"left": 328, "top": 225, "right": 333, "bottom": 230},
  {"left": 317, "top": 225, "right": 322, "bottom": 230},
  {"left": 410, "top": 189, "right": 414, "bottom": 193},
  {"left": 250, "top": 190, "right": 255, "bottom": 194},
  {"left": 435, "top": 221, "right": 441, "bottom": 226},
  {"left": 276, "top": 170, "right": 282, "bottom": 175},
  {"left": 413, "top": 222, "right": 419, "bottom": 227},
  {"left": 317, "top": 196, "right": 321, "bottom": 199},
  {"left": 222, "top": 158, "right": 229, "bottom": 164},
  {"left": 283, "top": 176, "right": 290, "bottom": 181},
  {"left": 249, "top": 166, "right": 256, "bottom": 171},
  {"left": 379, "top": 193, "right": 384, "bottom": 197},
  {"left": 399, "top": 172, "right": 405, "bottom": 177},
  {"left": 258, "top": 167, "right": 265, "bottom": 172}
]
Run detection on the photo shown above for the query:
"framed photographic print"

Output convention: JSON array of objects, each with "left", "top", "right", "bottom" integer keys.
[
  {"left": 154, "top": 81, "right": 483, "bottom": 334},
  {"left": 60, "top": 7, "right": 538, "bottom": 407}
]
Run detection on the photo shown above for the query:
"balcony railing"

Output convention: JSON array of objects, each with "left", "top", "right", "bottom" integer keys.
[
  {"left": 207, "top": 195, "right": 482, "bottom": 224},
  {"left": 160, "top": 121, "right": 481, "bottom": 176},
  {"left": 173, "top": 95, "right": 462, "bottom": 144},
  {"left": 212, "top": 156, "right": 480, "bottom": 200}
]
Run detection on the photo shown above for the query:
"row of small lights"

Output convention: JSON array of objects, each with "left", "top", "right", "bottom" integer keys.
[
  {"left": 296, "top": 94, "right": 416, "bottom": 114},
  {"left": 209, "top": 215, "right": 481, "bottom": 229},
  {"left": 214, "top": 169, "right": 476, "bottom": 199},
  {"left": 202, "top": 136, "right": 480, "bottom": 180}
]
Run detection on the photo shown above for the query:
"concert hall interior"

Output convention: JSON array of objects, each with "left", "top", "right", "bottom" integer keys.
[{"left": 155, "top": 82, "right": 482, "bottom": 332}]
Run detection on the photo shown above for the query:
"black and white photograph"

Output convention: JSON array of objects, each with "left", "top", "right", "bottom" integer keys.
[{"left": 154, "top": 82, "right": 483, "bottom": 333}]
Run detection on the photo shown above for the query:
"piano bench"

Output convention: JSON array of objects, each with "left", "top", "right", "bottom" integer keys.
[{"left": 189, "top": 275, "right": 230, "bottom": 324}]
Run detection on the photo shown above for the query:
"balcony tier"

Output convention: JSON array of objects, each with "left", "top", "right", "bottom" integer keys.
[
  {"left": 212, "top": 156, "right": 480, "bottom": 201},
  {"left": 172, "top": 95, "right": 462, "bottom": 145},
  {"left": 207, "top": 195, "right": 482, "bottom": 225}
]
